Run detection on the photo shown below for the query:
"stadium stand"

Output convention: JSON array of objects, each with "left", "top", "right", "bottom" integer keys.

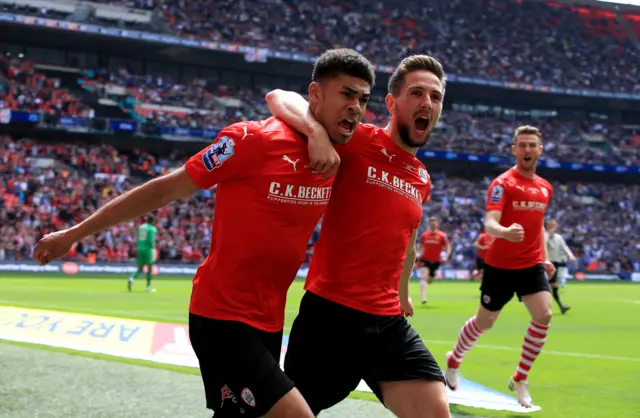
[
  {"left": 0, "top": 0, "right": 638, "bottom": 277},
  {"left": 2, "top": 0, "right": 640, "bottom": 92},
  {"left": 3, "top": 57, "right": 638, "bottom": 167},
  {"left": 1, "top": 133, "right": 638, "bottom": 274}
]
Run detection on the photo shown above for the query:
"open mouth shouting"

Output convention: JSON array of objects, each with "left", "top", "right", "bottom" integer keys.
[
  {"left": 414, "top": 115, "right": 431, "bottom": 135},
  {"left": 337, "top": 118, "right": 356, "bottom": 136}
]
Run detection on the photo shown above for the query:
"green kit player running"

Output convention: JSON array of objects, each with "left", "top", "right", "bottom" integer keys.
[{"left": 128, "top": 215, "right": 158, "bottom": 292}]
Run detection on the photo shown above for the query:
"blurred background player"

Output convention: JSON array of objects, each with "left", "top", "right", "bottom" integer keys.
[
  {"left": 445, "top": 126, "right": 556, "bottom": 409},
  {"left": 546, "top": 219, "right": 576, "bottom": 313},
  {"left": 418, "top": 217, "right": 451, "bottom": 303},
  {"left": 471, "top": 231, "right": 495, "bottom": 281},
  {"left": 128, "top": 214, "right": 157, "bottom": 293}
]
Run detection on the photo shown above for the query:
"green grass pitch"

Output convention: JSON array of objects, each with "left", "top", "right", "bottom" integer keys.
[{"left": 1, "top": 274, "right": 639, "bottom": 418}]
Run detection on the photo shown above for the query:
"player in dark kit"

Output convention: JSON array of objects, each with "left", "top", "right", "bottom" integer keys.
[
  {"left": 267, "top": 55, "right": 450, "bottom": 418},
  {"left": 444, "top": 126, "right": 556, "bottom": 409},
  {"left": 32, "top": 49, "right": 375, "bottom": 418}
]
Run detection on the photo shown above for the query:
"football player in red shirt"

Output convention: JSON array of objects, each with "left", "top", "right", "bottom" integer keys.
[
  {"left": 471, "top": 231, "right": 495, "bottom": 280},
  {"left": 266, "top": 55, "right": 450, "bottom": 418},
  {"left": 444, "top": 126, "right": 556, "bottom": 408},
  {"left": 32, "top": 49, "right": 375, "bottom": 418},
  {"left": 418, "top": 216, "right": 451, "bottom": 303}
]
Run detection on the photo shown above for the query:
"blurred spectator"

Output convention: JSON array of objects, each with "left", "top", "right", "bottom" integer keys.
[{"left": 1, "top": 134, "right": 637, "bottom": 273}]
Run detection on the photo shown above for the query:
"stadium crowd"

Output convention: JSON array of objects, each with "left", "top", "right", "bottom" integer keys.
[
  {"left": 4, "top": 0, "right": 640, "bottom": 92},
  {"left": 1, "top": 134, "right": 638, "bottom": 274},
  {"left": 2, "top": 58, "right": 639, "bottom": 168},
  {"left": 1, "top": 0, "right": 638, "bottom": 274},
  {"left": 0, "top": 56, "right": 93, "bottom": 118}
]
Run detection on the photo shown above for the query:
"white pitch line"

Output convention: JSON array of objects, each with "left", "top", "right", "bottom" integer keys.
[{"left": 423, "top": 339, "right": 640, "bottom": 362}]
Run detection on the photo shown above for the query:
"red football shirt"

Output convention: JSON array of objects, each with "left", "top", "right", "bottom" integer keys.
[
  {"left": 484, "top": 168, "right": 552, "bottom": 269},
  {"left": 305, "top": 124, "right": 431, "bottom": 316},
  {"left": 185, "top": 118, "right": 333, "bottom": 332},
  {"left": 420, "top": 230, "right": 448, "bottom": 262},
  {"left": 475, "top": 232, "right": 495, "bottom": 259}
]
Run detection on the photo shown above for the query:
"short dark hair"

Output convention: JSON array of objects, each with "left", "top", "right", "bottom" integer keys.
[
  {"left": 311, "top": 48, "right": 375, "bottom": 87},
  {"left": 513, "top": 125, "right": 542, "bottom": 144},
  {"left": 146, "top": 214, "right": 154, "bottom": 223},
  {"left": 388, "top": 55, "right": 446, "bottom": 96}
]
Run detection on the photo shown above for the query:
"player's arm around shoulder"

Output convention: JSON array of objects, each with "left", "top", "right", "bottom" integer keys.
[{"left": 265, "top": 89, "right": 340, "bottom": 178}]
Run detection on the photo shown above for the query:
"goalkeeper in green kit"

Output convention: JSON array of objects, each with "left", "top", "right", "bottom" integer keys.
[{"left": 128, "top": 215, "right": 158, "bottom": 292}]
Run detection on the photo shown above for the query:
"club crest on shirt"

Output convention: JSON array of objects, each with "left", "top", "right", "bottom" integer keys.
[
  {"left": 203, "top": 136, "right": 235, "bottom": 171},
  {"left": 540, "top": 187, "right": 548, "bottom": 197},
  {"left": 418, "top": 167, "right": 429, "bottom": 184},
  {"left": 490, "top": 184, "right": 504, "bottom": 203}
]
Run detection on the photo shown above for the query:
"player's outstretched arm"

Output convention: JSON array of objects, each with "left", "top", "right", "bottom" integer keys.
[
  {"left": 265, "top": 89, "right": 339, "bottom": 178},
  {"left": 33, "top": 167, "right": 200, "bottom": 265}
]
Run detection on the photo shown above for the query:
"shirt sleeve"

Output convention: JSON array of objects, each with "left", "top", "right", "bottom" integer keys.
[
  {"left": 486, "top": 178, "right": 507, "bottom": 213},
  {"left": 441, "top": 233, "right": 449, "bottom": 246},
  {"left": 423, "top": 183, "right": 432, "bottom": 204},
  {"left": 185, "top": 122, "right": 265, "bottom": 190}
]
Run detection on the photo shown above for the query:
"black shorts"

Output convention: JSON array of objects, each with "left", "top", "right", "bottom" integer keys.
[
  {"left": 480, "top": 263, "right": 551, "bottom": 312},
  {"left": 475, "top": 257, "right": 485, "bottom": 271},
  {"left": 284, "top": 291, "right": 444, "bottom": 415},
  {"left": 549, "top": 262, "right": 566, "bottom": 284},
  {"left": 188, "top": 314, "right": 294, "bottom": 417},
  {"left": 419, "top": 260, "right": 440, "bottom": 277}
]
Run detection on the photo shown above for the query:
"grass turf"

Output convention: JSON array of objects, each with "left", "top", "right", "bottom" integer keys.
[{"left": 1, "top": 275, "right": 638, "bottom": 418}]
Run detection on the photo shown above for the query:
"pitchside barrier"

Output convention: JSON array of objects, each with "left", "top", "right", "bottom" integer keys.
[
  {"left": 0, "top": 305, "right": 542, "bottom": 413},
  {"left": 0, "top": 260, "right": 636, "bottom": 281}
]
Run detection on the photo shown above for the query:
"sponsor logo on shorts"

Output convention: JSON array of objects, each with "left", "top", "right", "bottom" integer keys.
[
  {"left": 221, "top": 384, "right": 238, "bottom": 407},
  {"left": 241, "top": 388, "right": 256, "bottom": 407}
]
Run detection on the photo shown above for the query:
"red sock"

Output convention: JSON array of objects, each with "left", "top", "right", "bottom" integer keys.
[
  {"left": 448, "top": 316, "right": 483, "bottom": 369},
  {"left": 514, "top": 321, "right": 549, "bottom": 382}
]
